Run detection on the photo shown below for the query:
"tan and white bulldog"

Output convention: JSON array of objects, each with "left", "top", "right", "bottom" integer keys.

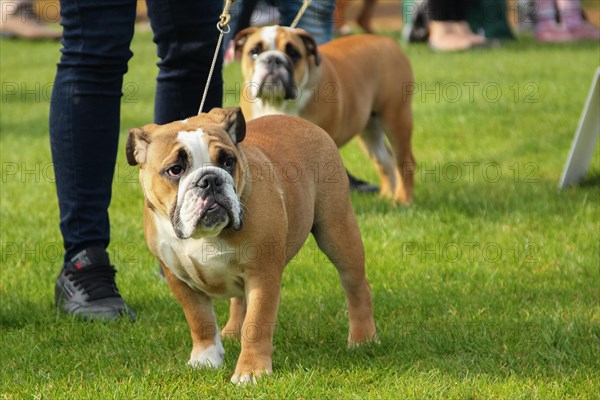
[
  {"left": 126, "top": 108, "right": 377, "bottom": 384},
  {"left": 235, "top": 26, "right": 416, "bottom": 204}
]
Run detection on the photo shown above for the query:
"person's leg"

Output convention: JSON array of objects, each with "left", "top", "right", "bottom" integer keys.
[
  {"left": 454, "top": 0, "right": 485, "bottom": 44},
  {"left": 50, "top": 0, "right": 136, "bottom": 262},
  {"left": 556, "top": 0, "right": 582, "bottom": 28},
  {"left": 556, "top": 0, "right": 600, "bottom": 40},
  {"left": 429, "top": 0, "right": 467, "bottom": 21},
  {"left": 428, "top": 0, "right": 474, "bottom": 51},
  {"left": 535, "top": 0, "right": 559, "bottom": 28},
  {"left": 50, "top": 0, "right": 137, "bottom": 320},
  {"left": 278, "top": 0, "right": 335, "bottom": 45},
  {"left": 534, "top": 0, "right": 573, "bottom": 42},
  {"left": 237, "top": 0, "right": 262, "bottom": 34},
  {"left": 146, "top": 0, "right": 223, "bottom": 124}
]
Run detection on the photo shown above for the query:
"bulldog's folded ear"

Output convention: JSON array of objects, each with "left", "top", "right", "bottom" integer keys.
[
  {"left": 234, "top": 26, "right": 259, "bottom": 56},
  {"left": 126, "top": 125, "right": 155, "bottom": 166},
  {"left": 295, "top": 28, "right": 321, "bottom": 66},
  {"left": 225, "top": 107, "right": 246, "bottom": 144},
  {"left": 208, "top": 107, "right": 246, "bottom": 144}
]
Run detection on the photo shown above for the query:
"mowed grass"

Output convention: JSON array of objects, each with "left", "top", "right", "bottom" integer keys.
[{"left": 1, "top": 27, "right": 599, "bottom": 398}]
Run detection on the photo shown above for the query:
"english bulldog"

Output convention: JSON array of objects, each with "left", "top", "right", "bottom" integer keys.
[
  {"left": 126, "top": 108, "right": 377, "bottom": 384},
  {"left": 235, "top": 26, "right": 416, "bottom": 204}
]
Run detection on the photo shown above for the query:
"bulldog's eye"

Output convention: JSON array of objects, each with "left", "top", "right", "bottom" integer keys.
[
  {"left": 166, "top": 165, "right": 185, "bottom": 178},
  {"left": 249, "top": 44, "right": 262, "bottom": 59},
  {"left": 286, "top": 44, "right": 301, "bottom": 62},
  {"left": 222, "top": 157, "right": 236, "bottom": 173}
]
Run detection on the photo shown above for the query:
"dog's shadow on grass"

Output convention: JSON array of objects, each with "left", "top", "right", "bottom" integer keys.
[
  {"left": 351, "top": 176, "right": 600, "bottom": 220},
  {"left": 350, "top": 181, "right": 543, "bottom": 219},
  {"left": 4, "top": 287, "right": 593, "bottom": 383},
  {"left": 271, "top": 290, "right": 592, "bottom": 381}
]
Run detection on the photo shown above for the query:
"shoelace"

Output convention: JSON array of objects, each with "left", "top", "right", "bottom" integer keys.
[{"left": 66, "top": 264, "right": 121, "bottom": 301}]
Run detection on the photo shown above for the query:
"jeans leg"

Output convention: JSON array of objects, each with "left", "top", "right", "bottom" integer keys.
[
  {"left": 146, "top": 0, "right": 223, "bottom": 124},
  {"left": 278, "top": 0, "right": 335, "bottom": 45},
  {"left": 49, "top": 0, "right": 137, "bottom": 262},
  {"left": 429, "top": 0, "right": 468, "bottom": 21}
]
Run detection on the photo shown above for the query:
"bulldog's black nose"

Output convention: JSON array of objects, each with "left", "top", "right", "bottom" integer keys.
[{"left": 198, "top": 173, "right": 223, "bottom": 189}]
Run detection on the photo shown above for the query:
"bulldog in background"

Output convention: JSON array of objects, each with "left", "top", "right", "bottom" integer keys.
[
  {"left": 235, "top": 26, "right": 415, "bottom": 204},
  {"left": 126, "top": 108, "right": 377, "bottom": 384}
]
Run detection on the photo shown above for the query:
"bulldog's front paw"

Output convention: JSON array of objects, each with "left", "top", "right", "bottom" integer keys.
[
  {"left": 348, "top": 322, "right": 379, "bottom": 348},
  {"left": 348, "top": 333, "right": 380, "bottom": 348},
  {"left": 230, "top": 354, "right": 272, "bottom": 385},
  {"left": 188, "top": 339, "right": 225, "bottom": 368}
]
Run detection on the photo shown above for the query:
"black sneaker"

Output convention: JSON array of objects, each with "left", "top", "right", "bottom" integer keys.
[
  {"left": 55, "top": 247, "right": 135, "bottom": 322},
  {"left": 347, "top": 171, "right": 380, "bottom": 193}
]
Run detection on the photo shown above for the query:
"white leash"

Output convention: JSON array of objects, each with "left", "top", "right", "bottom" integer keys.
[
  {"left": 198, "top": 0, "right": 233, "bottom": 115},
  {"left": 290, "top": 0, "right": 312, "bottom": 29}
]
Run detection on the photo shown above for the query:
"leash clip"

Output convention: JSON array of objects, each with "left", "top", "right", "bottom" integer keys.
[
  {"left": 217, "top": 20, "right": 231, "bottom": 34},
  {"left": 219, "top": 0, "right": 233, "bottom": 31}
]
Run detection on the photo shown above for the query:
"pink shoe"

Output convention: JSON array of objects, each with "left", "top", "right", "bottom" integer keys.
[
  {"left": 568, "top": 22, "right": 600, "bottom": 41},
  {"left": 535, "top": 23, "right": 573, "bottom": 42}
]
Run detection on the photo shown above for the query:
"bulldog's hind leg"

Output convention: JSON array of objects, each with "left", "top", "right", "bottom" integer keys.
[
  {"left": 222, "top": 296, "right": 246, "bottom": 340},
  {"left": 381, "top": 102, "right": 415, "bottom": 205},
  {"left": 311, "top": 201, "right": 377, "bottom": 346},
  {"left": 357, "top": 115, "right": 398, "bottom": 199}
]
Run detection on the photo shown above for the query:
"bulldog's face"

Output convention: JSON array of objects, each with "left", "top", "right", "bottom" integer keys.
[
  {"left": 235, "top": 26, "right": 321, "bottom": 103},
  {"left": 127, "top": 108, "right": 246, "bottom": 240}
]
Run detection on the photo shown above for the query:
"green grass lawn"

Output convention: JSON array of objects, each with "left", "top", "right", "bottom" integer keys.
[{"left": 1, "top": 28, "right": 599, "bottom": 399}]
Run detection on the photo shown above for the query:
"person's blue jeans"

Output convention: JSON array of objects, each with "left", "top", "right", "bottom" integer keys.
[
  {"left": 279, "top": 0, "right": 335, "bottom": 45},
  {"left": 225, "top": 0, "right": 335, "bottom": 47},
  {"left": 49, "top": 0, "right": 223, "bottom": 262}
]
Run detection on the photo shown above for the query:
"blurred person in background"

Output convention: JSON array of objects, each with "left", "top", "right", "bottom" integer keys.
[
  {"left": 428, "top": 0, "right": 488, "bottom": 51},
  {"left": 534, "top": 0, "right": 600, "bottom": 42},
  {"left": 0, "top": 0, "right": 61, "bottom": 39}
]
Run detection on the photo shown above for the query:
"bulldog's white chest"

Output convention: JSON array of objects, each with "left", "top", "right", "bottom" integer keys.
[
  {"left": 250, "top": 84, "right": 314, "bottom": 120},
  {"left": 153, "top": 216, "right": 245, "bottom": 299}
]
